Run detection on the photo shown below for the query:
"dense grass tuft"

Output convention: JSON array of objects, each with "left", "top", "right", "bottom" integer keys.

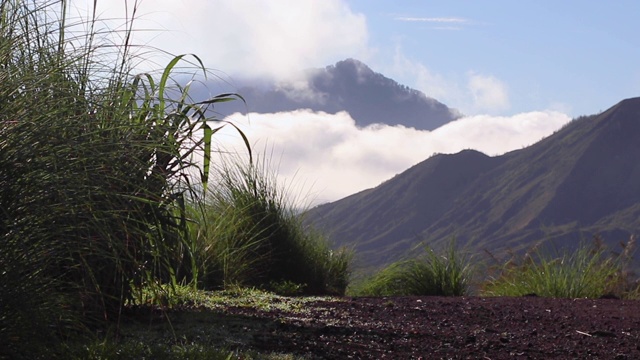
[
  {"left": 481, "top": 237, "right": 637, "bottom": 298},
  {"left": 189, "top": 155, "right": 353, "bottom": 295},
  {"left": 1, "top": 0, "right": 247, "bottom": 356},
  {"left": 352, "top": 239, "right": 472, "bottom": 296}
]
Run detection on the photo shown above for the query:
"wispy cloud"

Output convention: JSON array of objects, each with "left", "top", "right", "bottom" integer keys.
[
  {"left": 467, "top": 72, "right": 510, "bottom": 113},
  {"left": 394, "top": 16, "right": 471, "bottom": 31},
  {"left": 389, "top": 49, "right": 510, "bottom": 115},
  {"left": 395, "top": 17, "right": 469, "bottom": 23},
  {"left": 390, "top": 47, "right": 462, "bottom": 107}
]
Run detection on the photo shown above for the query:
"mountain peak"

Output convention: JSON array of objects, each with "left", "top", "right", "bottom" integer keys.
[
  {"left": 306, "top": 98, "right": 640, "bottom": 269},
  {"left": 322, "top": 58, "right": 404, "bottom": 90},
  {"left": 330, "top": 58, "right": 375, "bottom": 78},
  {"left": 305, "top": 59, "right": 460, "bottom": 129},
  {"left": 218, "top": 58, "right": 460, "bottom": 130},
  {"left": 615, "top": 96, "right": 640, "bottom": 108},
  {"left": 603, "top": 97, "right": 640, "bottom": 125},
  {"left": 333, "top": 58, "right": 371, "bottom": 70}
]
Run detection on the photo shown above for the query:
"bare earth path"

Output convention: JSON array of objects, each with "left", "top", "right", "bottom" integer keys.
[{"left": 132, "top": 296, "right": 640, "bottom": 359}]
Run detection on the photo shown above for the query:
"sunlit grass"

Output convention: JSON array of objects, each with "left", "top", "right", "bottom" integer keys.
[
  {"left": 351, "top": 239, "right": 473, "bottom": 296},
  {"left": 66, "top": 285, "right": 334, "bottom": 360},
  {"left": 188, "top": 154, "right": 353, "bottom": 295},
  {"left": 481, "top": 237, "right": 637, "bottom": 298}
]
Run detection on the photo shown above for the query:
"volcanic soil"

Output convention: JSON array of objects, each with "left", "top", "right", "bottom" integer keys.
[{"left": 129, "top": 295, "right": 640, "bottom": 359}]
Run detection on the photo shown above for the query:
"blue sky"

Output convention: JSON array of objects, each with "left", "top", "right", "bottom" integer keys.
[
  {"left": 346, "top": 0, "right": 640, "bottom": 116},
  {"left": 82, "top": 0, "right": 638, "bottom": 203}
]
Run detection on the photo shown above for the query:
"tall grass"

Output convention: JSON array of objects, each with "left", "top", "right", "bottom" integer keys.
[
  {"left": 188, "top": 155, "right": 353, "bottom": 295},
  {"left": 352, "top": 239, "right": 472, "bottom": 296},
  {"left": 481, "top": 237, "right": 636, "bottom": 298},
  {"left": 0, "top": 0, "right": 248, "bottom": 356}
]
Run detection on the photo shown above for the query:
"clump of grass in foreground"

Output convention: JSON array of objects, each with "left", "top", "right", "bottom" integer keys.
[
  {"left": 352, "top": 239, "right": 473, "bottom": 296},
  {"left": 1, "top": 0, "right": 248, "bottom": 357},
  {"left": 481, "top": 236, "right": 637, "bottom": 298},
  {"left": 188, "top": 155, "right": 353, "bottom": 295}
]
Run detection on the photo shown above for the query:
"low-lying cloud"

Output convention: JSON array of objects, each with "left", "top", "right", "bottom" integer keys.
[{"left": 212, "top": 109, "right": 572, "bottom": 206}]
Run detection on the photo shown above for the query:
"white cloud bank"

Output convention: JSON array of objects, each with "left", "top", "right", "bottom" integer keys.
[
  {"left": 72, "top": 0, "right": 369, "bottom": 80},
  {"left": 62, "top": 1, "right": 572, "bottom": 207},
  {"left": 213, "top": 110, "right": 572, "bottom": 206}
]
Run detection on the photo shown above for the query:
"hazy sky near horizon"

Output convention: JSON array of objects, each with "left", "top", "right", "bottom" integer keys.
[{"left": 71, "top": 0, "right": 638, "bottom": 204}]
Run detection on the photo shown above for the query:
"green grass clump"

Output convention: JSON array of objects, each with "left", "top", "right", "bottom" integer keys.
[
  {"left": 481, "top": 237, "right": 636, "bottom": 298},
  {"left": 352, "top": 239, "right": 472, "bottom": 296},
  {"left": 188, "top": 155, "right": 353, "bottom": 295},
  {"left": 1, "top": 0, "right": 248, "bottom": 356}
]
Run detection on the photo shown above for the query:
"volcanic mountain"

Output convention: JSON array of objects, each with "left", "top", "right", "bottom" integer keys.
[
  {"left": 305, "top": 97, "right": 640, "bottom": 269},
  {"left": 215, "top": 58, "right": 460, "bottom": 130}
]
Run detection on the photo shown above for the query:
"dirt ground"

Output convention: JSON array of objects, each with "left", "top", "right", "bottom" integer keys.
[{"left": 132, "top": 296, "right": 640, "bottom": 359}]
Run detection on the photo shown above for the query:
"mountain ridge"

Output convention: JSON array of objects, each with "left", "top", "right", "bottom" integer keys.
[
  {"left": 305, "top": 97, "right": 640, "bottom": 269},
  {"left": 213, "top": 58, "right": 461, "bottom": 130}
]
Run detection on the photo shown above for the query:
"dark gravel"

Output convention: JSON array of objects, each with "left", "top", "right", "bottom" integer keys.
[{"left": 222, "top": 296, "right": 640, "bottom": 359}]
